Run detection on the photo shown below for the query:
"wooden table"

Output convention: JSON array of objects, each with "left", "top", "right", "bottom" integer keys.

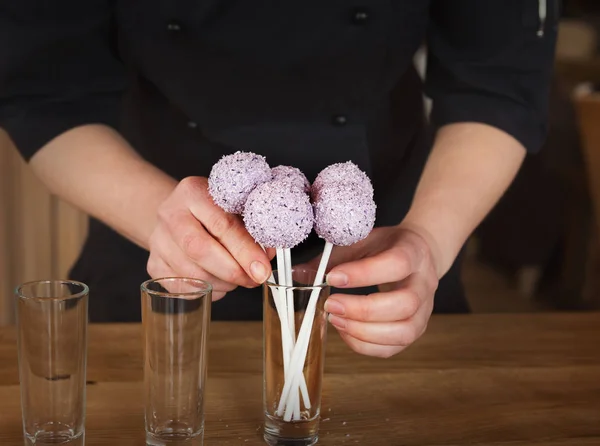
[{"left": 1, "top": 314, "right": 599, "bottom": 445}]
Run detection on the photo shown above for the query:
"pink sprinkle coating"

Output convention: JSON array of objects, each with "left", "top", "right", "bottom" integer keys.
[
  {"left": 271, "top": 165, "right": 311, "bottom": 193},
  {"left": 311, "top": 161, "right": 373, "bottom": 201},
  {"left": 208, "top": 151, "right": 272, "bottom": 214},
  {"left": 243, "top": 181, "right": 314, "bottom": 249},
  {"left": 314, "top": 182, "right": 376, "bottom": 246}
]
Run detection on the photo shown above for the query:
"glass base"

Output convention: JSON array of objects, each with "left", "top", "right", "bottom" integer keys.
[
  {"left": 146, "top": 430, "right": 203, "bottom": 446},
  {"left": 24, "top": 425, "right": 84, "bottom": 445},
  {"left": 264, "top": 432, "right": 318, "bottom": 446},
  {"left": 263, "top": 413, "right": 319, "bottom": 446}
]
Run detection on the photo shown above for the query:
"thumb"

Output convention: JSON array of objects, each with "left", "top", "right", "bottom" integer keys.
[{"left": 326, "top": 247, "right": 414, "bottom": 289}]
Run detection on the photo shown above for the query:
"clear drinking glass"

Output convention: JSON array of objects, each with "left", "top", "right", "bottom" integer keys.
[
  {"left": 141, "top": 278, "right": 212, "bottom": 446},
  {"left": 15, "top": 280, "right": 89, "bottom": 446},
  {"left": 263, "top": 268, "right": 330, "bottom": 446}
]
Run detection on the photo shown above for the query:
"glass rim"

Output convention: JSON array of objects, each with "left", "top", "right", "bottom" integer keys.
[
  {"left": 15, "top": 279, "right": 89, "bottom": 301},
  {"left": 266, "top": 268, "right": 329, "bottom": 290},
  {"left": 141, "top": 276, "right": 213, "bottom": 298}
]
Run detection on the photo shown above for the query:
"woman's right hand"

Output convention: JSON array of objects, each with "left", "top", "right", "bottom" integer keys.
[{"left": 146, "top": 176, "right": 272, "bottom": 300}]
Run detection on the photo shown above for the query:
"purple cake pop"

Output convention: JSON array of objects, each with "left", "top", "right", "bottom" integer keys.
[
  {"left": 243, "top": 181, "right": 314, "bottom": 249},
  {"left": 314, "top": 182, "right": 376, "bottom": 246},
  {"left": 311, "top": 161, "right": 373, "bottom": 201},
  {"left": 271, "top": 165, "right": 311, "bottom": 193},
  {"left": 208, "top": 151, "right": 272, "bottom": 214}
]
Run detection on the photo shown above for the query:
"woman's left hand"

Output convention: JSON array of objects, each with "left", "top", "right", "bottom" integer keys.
[{"left": 318, "top": 225, "right": 440, "bottom": 358}]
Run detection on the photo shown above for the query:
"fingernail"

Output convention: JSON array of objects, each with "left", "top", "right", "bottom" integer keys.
[
  {"left": 327, "top": 271, "right": 348, "bottom": 287},
  {"left": 328, "top": 314, "right": 347, "bottom": 329},
  {"left": 324, "top": 299, "right": 345, "bottom": 316},
  {"left": 250, "top": 261, "right": 269, "bottom": 283}
]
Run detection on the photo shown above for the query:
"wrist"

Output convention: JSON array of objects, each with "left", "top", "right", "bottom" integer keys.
[{"left": 397, "top": 211, "right": 465, "bottom": 279}]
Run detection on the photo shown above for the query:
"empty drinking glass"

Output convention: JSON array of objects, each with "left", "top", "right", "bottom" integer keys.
[
  {"left": 15, "top": 280, "right": 89, "bottom": 446},
  {"left": 141, "top": 277, "right": 212, "bottom": 446}
]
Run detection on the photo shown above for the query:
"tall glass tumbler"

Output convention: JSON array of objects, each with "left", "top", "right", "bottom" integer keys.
[
  {"left": 16, "top": 280, "right": 89, "bottom": 446},
  {"left": 141, "top": 278, "right": 212, "bottom": 446},
  {"left": 263, "top": 269, "right": 330, "bottom": 446}
]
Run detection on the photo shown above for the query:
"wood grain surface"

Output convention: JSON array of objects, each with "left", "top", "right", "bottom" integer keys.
[{"left": 0, "top": 313, "right": 599, "bottom": 445}]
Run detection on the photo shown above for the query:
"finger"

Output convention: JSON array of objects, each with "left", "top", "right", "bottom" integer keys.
[
  {"left": 324, "top": 273, "right": 428, "bottom": 321},
  {"left": 326, "top": 246, "right": 417, "bottom": 288},
  {"left": 329, "top": 291, "right": 432, "bottom": 347},
  {"left": 148, "top": 240, "right": 228, "bottom": 302},
  {"left": 147, "top": 253, "right": 175, "bottom": 280},
  {"left": 181, "top": 177, "right": 272, "bottom": 284},
  {"left": 337, "top": 331, "right": 404, "bottom": 359},
  {"left": 151, "top": 225, "right": 238, "bottom": 293},
  {"left": 165, "top": 210, "right": 257, "bottom": 288},
  {"left": 265, "top": 247, "right": 277, "bottom": 261},
  {"left": 324, "top": 290, "right": 419, "bottom": 322},
  {"left": 329, "top": 315, "right": 422, "bottom": 347}
]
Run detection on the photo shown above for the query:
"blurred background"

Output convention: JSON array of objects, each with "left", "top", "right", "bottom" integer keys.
[{"left": 2, "top": 0, "right": 600, "bottom": 325}]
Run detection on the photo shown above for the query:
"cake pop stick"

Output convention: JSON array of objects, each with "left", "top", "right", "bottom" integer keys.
[
  {"left": 267, "top": 264, "right": 311, "bottom": 414},
  {"left": 244, "top": 180, "right": 315, "bottom": 414},
  {"left": 262, "top": 244, "right": 294, "bottom": 380},
  {"left": 277, "top": 241, "right": 333, "bottom": 419},
  {"left": 275, "top": 247, "right": 302, "bottom": 420},
  {"left": 284, "top": 248, "right": 296, "bottom": 345},
  {"left": 284, "top": 246, "right": 306, "bottom": 420},
  {"left": 280, "top": 170, "right": 376, "bottom": 419}
]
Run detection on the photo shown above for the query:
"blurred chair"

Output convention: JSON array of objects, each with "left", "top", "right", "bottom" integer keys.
[
  {"left": 474, "top": 18, "right": 600, "bottom": 307},
  {"left": 0, "top": 131, "right": 12, "bottom": 325},
  {"left": 575, "top": 91, "right": 600, "bottom": 234},
  {"left": 557, "top": 19, "right": 597, "bottom": 61},
  {"left": 475, "top": 73, "right": 587, "bottom": 307},
  {"left": 0, "top": 131, "right": 88, "bottom": 326},
  {"left": 574, "top": 90, "right": 600, "bottom": 308},
  {"left": 555, "top": 19, "right": 600, "bottom": 91}
]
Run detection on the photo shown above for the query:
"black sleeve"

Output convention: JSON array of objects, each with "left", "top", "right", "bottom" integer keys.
[
  {"left": 424, "top": 0, "right": 559, "bottom": 153},
  {"left": 0, "top": 1, "right": 126, "bottom": 161}
]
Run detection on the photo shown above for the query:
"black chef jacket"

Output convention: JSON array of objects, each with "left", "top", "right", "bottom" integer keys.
[{"left": 0, "top": 1, "right": 558, "bottom": 322}]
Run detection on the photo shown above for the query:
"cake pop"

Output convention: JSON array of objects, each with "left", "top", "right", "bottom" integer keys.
[
  {"left": 271, "top": 165, "right": 311, "bottom": 193},
  {"left": 208, "top": 151, "right": 272, "bottom": 214},
  {"left": 311, "top": 161, "right": 373, "bottom": 201},
  {"left": 243, "top": 181, "right": 314, "bottom": 249},
  {"left": 314, "top": 182, "right": 376, "bottom": 246}
]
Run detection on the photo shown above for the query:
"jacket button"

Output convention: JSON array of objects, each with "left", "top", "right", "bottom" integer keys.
[
  {"left": 166, "top": 20, "right": 183, "bottom": 32},
  {"left": 187, "top": 121, "right": 198, "bottom": 129},
  {"left": 351, "top": 8, "right": 369, "bottom": 25},
  {"left": 332, "top": 115, "right": 348, "bottom": 126}
]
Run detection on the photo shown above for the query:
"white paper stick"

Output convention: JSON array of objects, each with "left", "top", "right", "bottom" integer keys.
[
  {"left": 282, "top": 248, "right": 300, "bottom": 421},
  {"left": 274, "top": 247, "right": 310, "bottom": 416},
  {"left": 262, "top": 245, "right": 292, "bottom": 376},
  {"left": 271, "top": 289, "right": 291, "bottom": 370},
  {"left": 284, "top": 248, "right": 311, "bottom": 413},
  {"left": 284, "top": 248, "right": 296, "bottom": 343},
  {"left": 276, "top": 248, "right": 286, "bottom": 288},
  {"left": 278, "top": 242, "right": 333, "bottom": 419},
  {"left": 294, "top": 388, "right": 301, "bottom": 420}
]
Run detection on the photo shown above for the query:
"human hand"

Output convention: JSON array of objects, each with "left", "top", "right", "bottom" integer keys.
[
  {"left": 313, "top": 225, "right": 440, "bottom": 358},
  {"left": 146, "top": 177, "right": 272, "bottom": 300}
]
